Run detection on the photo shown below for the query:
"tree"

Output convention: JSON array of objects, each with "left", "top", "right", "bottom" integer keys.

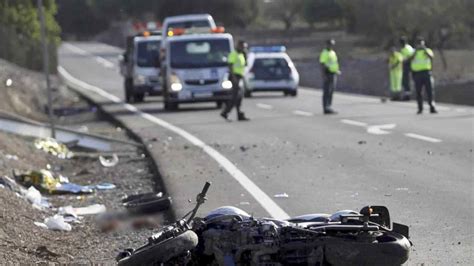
[
  {"left": 265, "top": 0, "right": 305, "bottom": 30},
  {"left": 303, "top": 0, "right": 343, "bottom": 27},
  {"left": 0, "top": 0, "right": 60, "bottom": 70}
]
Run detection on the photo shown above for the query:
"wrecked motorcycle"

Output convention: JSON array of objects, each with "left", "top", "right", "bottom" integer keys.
[{"left": 117, "top": 182, "right": 412, "bottom": 265}]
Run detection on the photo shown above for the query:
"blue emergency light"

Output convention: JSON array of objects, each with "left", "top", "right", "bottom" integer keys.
[{"left": 249, "top": 45, "right": 286, "bottom": 53}]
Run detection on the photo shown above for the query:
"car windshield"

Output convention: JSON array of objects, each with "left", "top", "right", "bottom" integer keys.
[
  {"left": 170, "top": 39, "right": 230, "bottom": 68},
  {"left": 136, "top": 40, "right": 160, "bottom": 67},
  {"left": 252, "top": 58, "right": 291, "bottom": 80},
  {"left": 167, "top": 20, "right": 211, "bottom": 32}
]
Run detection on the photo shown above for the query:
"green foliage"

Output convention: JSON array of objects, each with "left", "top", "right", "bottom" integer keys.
[
  {"left": 303, "top": 0, "right": 343, "bottom": 27},
  {"left": 264, "top": 0, "right": 305, "bottom": 30},
  {"left": 337, "top": 0, "right": 473, "bottom": 47},
  {"left": 0, "top": 0, "right": 61, "bottom": 71}
]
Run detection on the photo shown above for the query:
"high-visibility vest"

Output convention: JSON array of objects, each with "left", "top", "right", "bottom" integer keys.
[
  {"left": 319, "top": 48, "right": 339, "bottom": 73},
  {"left": 411, "top": 48, "right": 434, "bottom": 72},
  {"left": 389, "top": 52, "right": 403, "bottom": 72},
  {"left": 400, "top": 44, "right": 414, "bottom": 61},
  {"left": 228, "top": 51, "right": 246, "bottom": 76}
]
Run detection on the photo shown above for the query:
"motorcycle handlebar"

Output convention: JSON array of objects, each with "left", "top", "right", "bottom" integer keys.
[{"left": 200, "top": 182, "right": 211, "bottom": 197}]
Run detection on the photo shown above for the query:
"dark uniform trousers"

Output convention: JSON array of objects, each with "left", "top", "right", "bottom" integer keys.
[
  {"left": 412, "top": 70, "right": 435, "bottom": 111},
  {"left": 222, "top": 74, "right": 243, "bottom": 115},
  {"left": 402, "top": 61, "right": 411, "bottom": 94},
  {"left": 323, "top": 72, "right": 337, "bottom": 111}
]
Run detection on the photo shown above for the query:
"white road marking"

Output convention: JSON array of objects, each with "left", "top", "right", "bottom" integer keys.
[
  {"left": 455, "top": 108, "right": 467, "bottom": 113},
  {"left": 341, "top": 119, "right": 367, "bottom": 127},
  {"left": 293, "top": 110, "right": 314, "bottom": 117},
  {"left": 436, "top": 106, "right": 450, "bottom": 111},
  {"left": 367, "top": 124, "right": 397, "bottom": 135},
  {"left": 95, "top": 56, "right": 115, "bottom": 68},
  {"left": 404, "top": 133, "right": 442, "bottom": 143},
  {"left": 64, "top": 43, "right": 117, "bottom": 69},
  {"left": 58, "top": 66, "right": 290, "bottom": 220},
  {"left": 256, "top": 103, "right": 273, "bottom": 110}
]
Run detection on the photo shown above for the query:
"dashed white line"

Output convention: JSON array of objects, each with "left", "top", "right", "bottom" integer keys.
[
  {"left": 58, "top": 65, "right": 290, "bottom": 220},
  {"left": 95, "top": 56, "right": 115, "bottom": 68},
  {"left": 293, "top": 110, "right": 314, "bottom": 117},
  {"left": 256, "top": 103, "right": 273, "bottom": 110},
  {"left": 340, "top": 119, "right": 367, "bottom": 127},
  {"left": 64, "top": 42, "right": 117, "bottom": 69},
  {"left": 404, "top": 133, "right": 442, "bottom": 143}
]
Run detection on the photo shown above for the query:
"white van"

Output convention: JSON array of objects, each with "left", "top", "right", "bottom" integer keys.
[
  {"left": 119, "top": 32, "right": 162, "bottom": 102},
  {"left": 161, "top": 32, "right": 234, "bottom": 110},
  {"left": 162, "top": 14, "right": 216, "bottom": 38}
]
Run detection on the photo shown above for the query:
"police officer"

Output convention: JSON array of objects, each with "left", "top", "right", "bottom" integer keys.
[
  {"left": 319, "top": 39, "right": 340, "bottom": 114},
  {"left": 221, "top": 40, "right": 250, "bottom": 121},
  {"left": 410, "top": 37, "right": 437, "bottom": 114},
  {"left": 388, "top": 47, "right": 404, "bottom": 100},
  {"left": 400, "top": 36, "right": 415, "bottom": 100}
]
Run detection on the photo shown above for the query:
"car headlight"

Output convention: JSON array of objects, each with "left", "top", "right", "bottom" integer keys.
[
  {"left": 170, "top": 73, "right": 182, "bottom": 92},
  {"left": 221, "top": 80, "right": 232, "bottom": 90},
  {"left": 134, "top": 75, "right": 147, "bottom": 85}
]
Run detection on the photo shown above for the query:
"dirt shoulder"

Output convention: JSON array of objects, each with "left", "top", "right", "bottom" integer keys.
[{"left": 0, "top": 59, "right": 172, "bottom": 263}]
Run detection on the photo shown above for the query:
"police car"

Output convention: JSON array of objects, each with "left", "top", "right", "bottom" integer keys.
[
  {"left": 160, "top": 27, "right": 233, "bottom": 110},
  {"left": 243, "top": 46, "right": 299, "bottom": 97}
]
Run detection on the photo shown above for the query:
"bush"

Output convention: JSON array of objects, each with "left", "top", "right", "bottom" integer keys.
[{"left": 0, "top": 0, "right": 60, "bottom": 72}]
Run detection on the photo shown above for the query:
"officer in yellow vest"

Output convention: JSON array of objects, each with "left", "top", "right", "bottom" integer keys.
[
  {"left": 319, "top": 39, "right": 340, "bottom": 114},
  {"left": 399, "top": 36, "right": 415, "bottom": 100},
  {"left": 221, "top": 40, "right": 250, "bottom": 121},
  {"left": 410, "top": 37, "right": 437, "bottom": 114},
  {"left": 388, "top": 47, "right": 404, "bottom": 100}
]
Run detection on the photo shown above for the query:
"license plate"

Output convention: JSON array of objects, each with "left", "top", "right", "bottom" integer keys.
[{"left": 194, "top": 92, "right": 213, "bottom": 98}]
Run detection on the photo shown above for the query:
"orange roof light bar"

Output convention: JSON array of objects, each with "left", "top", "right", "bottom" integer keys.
[{"left": 211, "top": 26, "right": 225, "bottom": 33}]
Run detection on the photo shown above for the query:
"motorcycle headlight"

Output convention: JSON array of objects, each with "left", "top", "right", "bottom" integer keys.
[
  {"left": 134, "top": 75, "right": 147, "bottom": 85},
  {"left": 170, "top": 73, "right": 182, "bottom": 92},
  {"left": 221, "top": 80, "right": 233, "bottom": 90}
]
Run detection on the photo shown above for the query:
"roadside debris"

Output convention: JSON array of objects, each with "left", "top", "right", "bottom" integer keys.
[
  {"left": 60, "top": 204, "right": 106, "bottom": 216},
  {"left": 5, "top": 154, "right": 19, "bottom": 160},
  {"left": 358, "top": 140, "right": 367, "bottom": 145},
  {"left": 99, "top": 154, "right": 119, "bottom": 167},
  {"left": 34, "top": 138, "right": 74, "bottom": 159},
  {"left": 13, "top": 169, "right": 108, "bottom": 194},
  {"left": 274, "top": 193, "right": 289, "bottom": 198},
  {"left": 5, "top": 78, "right": 13, "bottom": 87},
  {"left": 44, "top": 215, "right": 72, "bottom": 231},
  {"left": 122, "top": 192, "right": 171, "bottom": 214},
  {"left": 35, "top": 246, "right": 60, "bottom": 259}
]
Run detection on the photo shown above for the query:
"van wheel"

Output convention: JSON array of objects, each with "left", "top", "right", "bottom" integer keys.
[
  {"left": 125, "top": 78, "right": 133, "bottom": 103},
  {"left": 164, "top": 102, "right": 178, "bottom": 111},
  {"left": 290, "top": 90, "right": 297, "bottom": 97},
  {"left": 134, "top": 93, "right": 145, "bottom": 103}
]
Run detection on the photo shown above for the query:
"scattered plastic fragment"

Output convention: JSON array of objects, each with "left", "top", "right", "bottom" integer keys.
[
  {"left": 96, "top": 183, "right": 116, "bottom": 190},
  {"left": 358, "top": 140, "right": 367, "bottom": 145},
  {"left": 34, "top": 138, "right": 74, "bottom": 159},
  {"left": 25, "top": 186, "right": 42, "bottom": 205},
  {"left": 396, "top": 188, "right": 409, "bottom": 191},
  {"left": 99, "top": 153, "right": 119, "bottom": 167},
  {"left": 14, "top": 169, "right": 60, "bottom": 193},
  {"left": 74, "top": 204, "right": 107, "bottom": 215},
  {"left": 59, "top": 204, "right": 106, "bottom": 216},
  {"left": 56, "top": 182, "right": 94, "bottom": 194},
  {"left": 239, "top": 201, "right": 250, "bottom": 205},
  {"left": 34, "top": 221, "right": 48, "bottom": 229},
  {"left": 44, "top": 215, "right": 72, "bottom": 231},
  {"left": 5, "top": 154, "right": 18, "bottom": 160},
  {"left": 274, "top": 193, "right": 289, "bottom": 198},
  {"left": 5, "top": 78, "right": 12, "bottom": 87}
]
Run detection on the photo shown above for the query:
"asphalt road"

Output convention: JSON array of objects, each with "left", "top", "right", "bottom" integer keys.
[{"left": 58, "top": 42, "right": 473, "bottom": 265}]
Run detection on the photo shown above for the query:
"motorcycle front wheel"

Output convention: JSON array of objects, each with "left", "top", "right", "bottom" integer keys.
[{"left": 117, "top": 230, "right": 199, "bottom": 266}]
